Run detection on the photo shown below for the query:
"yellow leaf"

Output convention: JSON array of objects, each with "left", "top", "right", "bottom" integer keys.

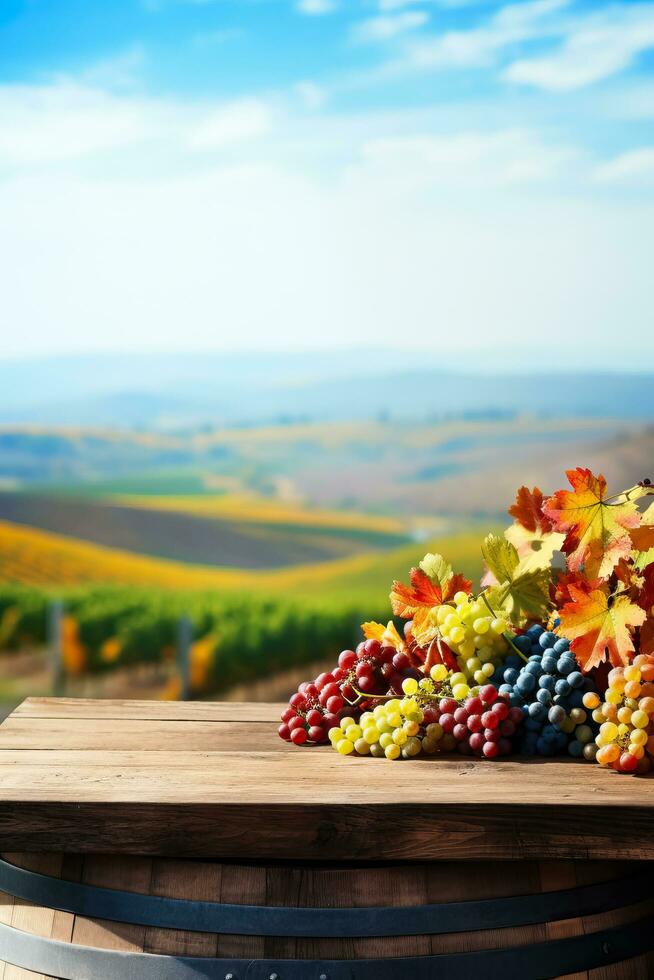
[{"left": 558, "top": 586, "right": 646, "bottom": 671}]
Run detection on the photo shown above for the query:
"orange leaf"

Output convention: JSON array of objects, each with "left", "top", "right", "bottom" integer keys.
[
  {"left": 543, "top": 468, "right": 640, "bottom": 580},
  {"left": 509, "top": 486, "right": 554, "bottom": 534},
  {"left": 390, "top": 568, "right": 444, "bottom": 619},
  {"left": 631, "top": 524, "right": 654, "bottom": 552},
  {"left": 553, "top": 571, "right": 597, "bottom": 608},
  {"left": 390, "top": 561, "right": 471, "bottom": 619},
  {"left": 558, "top": 585, "right": 646, "bottom": 671}
]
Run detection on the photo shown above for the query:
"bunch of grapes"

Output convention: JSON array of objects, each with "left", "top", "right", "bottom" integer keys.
[
  {"left": 329, "top": 677, "right": 524, "bottom": 760},
  {"left": 338, "top": 638, "right": 421, "bottom": 700},
  {"left": 432, "top": 593, "right": 510, "bottom": 686},
  {"left": 278, "top": 638, "right": 421, "bottom": 745},
  {"left": 587, "top": 655, "right": 654, "bottom": 775},
  {"left": 421, "top": 683, "right": 523, "bottom": 759},
  {"left": 493, "top": 625, "right": 599, "bottom": 758},
  {"left": 328, "top": 682, "right": 427, "bottom": 760}
]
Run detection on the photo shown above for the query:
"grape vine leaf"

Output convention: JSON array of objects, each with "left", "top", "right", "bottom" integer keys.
[
  {"left": 636, "top": 563, "right": 654, "bottom": 658},
  {"left": 631, "top": 502, "right": 654, "bottom": 555},
  {"left": 362, "top": 620, "right": 405, "bottom": 651},
  {"left": 557, "top": 584, "right": 646, "bottom": 671},
  {"left": 542, "top": 468, "right": 641, "bottom": 580},
  {"left": 481, "top": 534, "right": 551, "bottom": 626},
  {"left": 390, "top": 555, "right": 471, "bottom": 619},
  {"left": 505, "top": 485, "right": 565, "bottom": 572},
  {"left": 553, "top": 571, "right": 598, "bottom": 609}
]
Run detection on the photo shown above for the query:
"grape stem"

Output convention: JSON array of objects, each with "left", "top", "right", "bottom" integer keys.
[
  {"left": 479, "top": 591, "right": 529, "bottom": 663},
  {"left": 350, "top": 685, "right": 452, "bottom": 704}
]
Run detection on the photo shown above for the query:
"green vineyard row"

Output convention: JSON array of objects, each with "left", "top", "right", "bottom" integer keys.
[{"left": 0, "top": 585, "right": 385, "bottom": 695}]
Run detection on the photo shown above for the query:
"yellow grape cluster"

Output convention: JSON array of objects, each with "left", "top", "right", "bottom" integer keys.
[
  {"left": 328, "top": 678, "right": 445, "bottom": 760},
  {"left": 584, "top": 657, "right": 654, "bottom": 775},
  {"left": 434, "top": 592, "right": 509, "bottom": 686}
]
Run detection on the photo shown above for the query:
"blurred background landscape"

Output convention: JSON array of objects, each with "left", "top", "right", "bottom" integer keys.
[{"left": 1, "top": 0, "right": 653, "bottom": 714}]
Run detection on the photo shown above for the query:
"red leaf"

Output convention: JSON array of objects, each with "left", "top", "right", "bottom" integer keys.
[{"left": 508, "top": 486, "right": 553, "bottom": 534}]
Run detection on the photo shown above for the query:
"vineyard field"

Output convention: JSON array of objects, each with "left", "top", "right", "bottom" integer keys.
[
  {"left": 0, "top": 518, "right": 484, "bottom": 600},
  {"left": 0, "top": 584, "right": 388, "bottom": 696},
  {"left": 0, "top": 493, "right": 408, "bottom": 569}
]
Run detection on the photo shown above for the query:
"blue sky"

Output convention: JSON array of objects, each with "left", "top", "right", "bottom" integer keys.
[{"left": 0, "top": 0, "right": 653, "bottom": 367}]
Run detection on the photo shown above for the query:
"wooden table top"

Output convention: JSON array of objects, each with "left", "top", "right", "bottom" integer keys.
[{"left": 1, "top": 697, "right": 653, "bottom": 862}]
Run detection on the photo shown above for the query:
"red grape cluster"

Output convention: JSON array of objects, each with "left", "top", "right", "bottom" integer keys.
[
  {"left": 427, "top": 685, "right": 523, "bottom": 758},
  {"left": 278, "top": 637, "right": 421, "bottom": 745}
]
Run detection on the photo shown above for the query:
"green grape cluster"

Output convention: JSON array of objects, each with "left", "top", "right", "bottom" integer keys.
[
  {"left": 328, "top": 679, "right": 432, "bottom": 760},
  {"left": 434, "top": 592, "right": 509, "bottom": 686}
]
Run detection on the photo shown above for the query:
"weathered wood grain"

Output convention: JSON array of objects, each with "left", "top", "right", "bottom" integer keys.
[
  {"left": 2, "top": 698, "right": 654, "bottom": 860},
  {"left": 0, "top": 718, "right": 290, "bottom": 752},
  {"left": 11, "top": 698, "right": 284, "bottom": 723}
]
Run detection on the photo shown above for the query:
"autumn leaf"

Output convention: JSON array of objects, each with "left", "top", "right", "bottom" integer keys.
[
  {"left": 639, "top": 563, "right": 654, "bottom": 613},
  {"left": 543, "top": 468, "right": 641, "bottom": 580},
  {"left": 505, "top": 485, "right": 564, "bottom": 572},
  {"left": 509, "top": 486, "right": 554, "bottom": 534},
  {"left": 557, "top": 584, "right": 646, "bottom": 671},
  {"left": 362, "top": 620, "right": 405, "bottom": 651},
  {"left": 553, "top": 571, "right": 598, "bottom": 608},
  {"left": 390, "top": 553, "right": 471, "bottom": 619},
  {"left": 481, "top": 534, "right": 552, "bottom": 626},
  {"left": 613, "top": 559, "right": 645, "bottom": 598},
  {"left": 641, "top": 621, "right": 654, "bottom": 656},
  {"left": 631, "top": 501, "right": 654, "bottom": 554}
]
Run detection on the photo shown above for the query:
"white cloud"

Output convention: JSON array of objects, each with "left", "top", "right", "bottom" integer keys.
[
  {"left": 294, "top": 81, "right": 328, "bottom": 110},
  {"left": 0, "top": 81, "right": 275, "bottom": 166},
  {"left": 402, "top": 0, "right": 568, "bottom": 70},
  {"left": 187, "top": 99, "right": 273, "bottom": 150},
  {"left": 0, "top": 82, "right": 154, "bottom": 164},
  {"left": 594, "top": 147, "right": 654, "bottom": 183},
  {"left": 352, "top": 129, "right": 577, "bottom": 188},
  {"left": 504, "top": 3, "right": 654, "bottom": 91},
  {"left": 296, "top": 0, "right": 337, "bottom": 14},
  {"left": 351, "top": 12, "right": 429, "bottom": 44}
]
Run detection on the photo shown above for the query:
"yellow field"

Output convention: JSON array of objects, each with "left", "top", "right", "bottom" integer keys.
[{"left": 0, "top": 518, "right": 487, "bottom": 600}]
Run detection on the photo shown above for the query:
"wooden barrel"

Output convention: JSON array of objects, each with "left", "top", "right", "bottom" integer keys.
[{"left": 1, "top": 852, "right": 654, "bottom": 979}]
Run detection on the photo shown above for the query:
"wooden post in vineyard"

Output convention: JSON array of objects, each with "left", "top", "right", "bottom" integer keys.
[
  {"left": 47, "top": 600, "right": 64, "bottom": 697},
  {"left": 177, "top": 615, "right": 192, "bottom": 701}
]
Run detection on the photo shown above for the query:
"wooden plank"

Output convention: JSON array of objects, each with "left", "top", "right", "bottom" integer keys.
[
  {"left": 0, "top": 718, "right": 289, "bottom": 752},
  {"left": 0, "top": 750, "right": 288, "bottom": 767},
  {"left": 2, "top": 800, "right": 654, "bottom": 861},
  {"left": 9, "top": 698, "right": 284, "bottom": 723},
  {"left": 0, "top": 751, "right": 652, "bottom": 806}
]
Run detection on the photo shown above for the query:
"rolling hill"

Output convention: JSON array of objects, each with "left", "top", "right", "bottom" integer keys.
[{"left": 0, "top": 518, "right": 487, "bottom": 603}]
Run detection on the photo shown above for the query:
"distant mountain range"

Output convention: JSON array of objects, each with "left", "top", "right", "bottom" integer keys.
[{"left": 0, "top": 352, "right": 651, "bottom": 428}]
